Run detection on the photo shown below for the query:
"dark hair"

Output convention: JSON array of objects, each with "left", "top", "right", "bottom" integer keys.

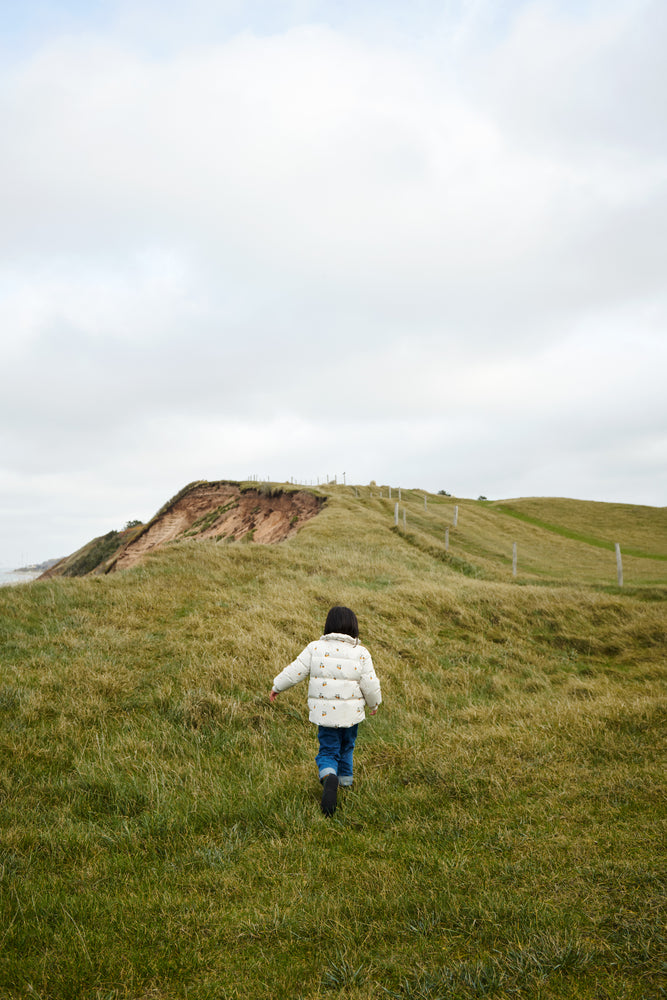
[{"left": 324, "top": 606, "right": 359, "bottom": 639}]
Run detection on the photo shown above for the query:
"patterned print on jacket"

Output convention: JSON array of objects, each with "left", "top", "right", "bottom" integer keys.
[{"left": 272, "top": 632, "right": 382, "bottom": 728}]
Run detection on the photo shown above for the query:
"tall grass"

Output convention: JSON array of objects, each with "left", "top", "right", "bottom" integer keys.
[{"left": 1, "top": 487, "right": 665, "bottom": 998}]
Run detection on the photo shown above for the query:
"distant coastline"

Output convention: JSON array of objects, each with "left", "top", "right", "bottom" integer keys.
[
  {"left": 0, "top": 559, "right": 61, "bottom": 587},
  {"left": 0, "top": 568, "right": 42, "bottom": 587}
]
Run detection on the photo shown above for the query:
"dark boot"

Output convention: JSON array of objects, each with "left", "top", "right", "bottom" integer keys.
[{"left": 321, "top": 774, "right": 338, "bottom": 816}]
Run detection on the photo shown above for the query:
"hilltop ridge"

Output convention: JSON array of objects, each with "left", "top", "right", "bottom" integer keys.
[
  {"left": 40, "top": 479, "right": 667, "bottom": 589},
  {"left": 41, "top": 480, "right": 325, "bottom": 579}
]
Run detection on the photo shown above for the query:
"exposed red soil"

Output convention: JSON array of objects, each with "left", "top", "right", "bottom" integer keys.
[{"left": 109, "top": 483, "right": 324, "bottom": 572}]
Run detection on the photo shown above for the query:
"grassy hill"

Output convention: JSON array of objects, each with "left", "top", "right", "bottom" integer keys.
[
  {"left": 0, "top": 483, "right": 665, "bottom": 999},
  {"left": 41, "top": 522, "right": 146, "bottom": 578}
]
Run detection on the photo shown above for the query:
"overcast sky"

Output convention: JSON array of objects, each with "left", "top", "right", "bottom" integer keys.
[{"left": 1, "top": 0, "right": 666, "bottom": 567}]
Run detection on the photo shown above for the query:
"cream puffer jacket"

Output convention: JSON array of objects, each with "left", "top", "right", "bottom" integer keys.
[{"left": 272, "top": 632, "right": 382, "bottom": 728}]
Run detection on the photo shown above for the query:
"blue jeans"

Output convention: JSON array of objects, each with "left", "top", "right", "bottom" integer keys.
[{"left": 316, "top": 725, "right": 359, "bottom": 787}]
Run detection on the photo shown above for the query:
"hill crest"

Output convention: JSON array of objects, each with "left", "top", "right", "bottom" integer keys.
[
  {"left": 41, "top": 481, "right": 325, "bottom": 579},
  {"left": 39, "top": 480, "right": 666, "bottom": 589}
]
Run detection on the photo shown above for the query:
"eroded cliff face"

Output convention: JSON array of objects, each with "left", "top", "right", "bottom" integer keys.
[
  {"left": 40, "top": 482, "right": 325, "bottom": 578},
  {"left": 109, "top": 483, "right": 324, "bottom": 571}
]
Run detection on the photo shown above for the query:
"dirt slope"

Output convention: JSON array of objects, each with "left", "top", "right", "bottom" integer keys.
[
  {"left": 109, "top": 482, "right": 324, "bottom": 572},
  {"left": 38, "top": 481, "right": 325, "bottom": 579}
]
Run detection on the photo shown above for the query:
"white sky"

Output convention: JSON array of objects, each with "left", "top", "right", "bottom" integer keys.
[{"left": 1, "top": 0, "right": 666, "bottom": 566}]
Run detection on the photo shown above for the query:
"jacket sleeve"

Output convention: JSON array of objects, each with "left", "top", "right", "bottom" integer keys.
[
  {"left": 358, "top": 650, "right": 382, "bottom": 709},
  {"left": 272, "top": 644, "right": 312, "bottom": 692}
]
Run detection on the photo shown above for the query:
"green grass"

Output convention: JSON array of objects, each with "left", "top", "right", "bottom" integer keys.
[
  {"left": 492, "top": 499, "right": 667, "bottom": 561},
  {"left": 0, "top": 485, "right": 665, "bottom": 998},
  {"left": 46, "top": 523, "right": 146, "bottom": 578}
]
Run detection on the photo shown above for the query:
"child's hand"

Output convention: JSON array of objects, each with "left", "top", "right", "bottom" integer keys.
[
  {"left": 269, "top": 690, "right": 278, "bottom": 703},
  {"left": 370, "top": 707, "right": 378, "bottom": 715}
]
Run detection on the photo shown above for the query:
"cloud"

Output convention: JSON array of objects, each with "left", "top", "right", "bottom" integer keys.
[
  {"left": 0, "top": 1, "right": 665, "bottom": 565},
  {"left": 468, "top": 0, "right": 667, "bottom": 158}
]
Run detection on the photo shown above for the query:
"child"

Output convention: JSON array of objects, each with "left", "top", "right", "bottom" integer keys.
[{"left": 269, "top": 606, "right": 382, "bottom": 816}]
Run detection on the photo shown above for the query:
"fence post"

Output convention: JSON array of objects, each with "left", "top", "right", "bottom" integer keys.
[
  {"left": 512, "top": 542, "right": 517, "bottom": 577},
  {"left": 394, "top": 503, "right": 399, "bottom": 526},
  {"left": 424, "top": 495, "right": 427, "bottom": 510},
  {"left": 615, "top": 543, "right": 623, "bottom": 587},
  {"left": 398, "top": 487, "right": 402, "bottom": 501},
  {"left": 389, "top": 486, "right": 392, "bottom": 499},
  {"left": 453, "top": 505, "right": 458, "bottom": 527},
  {"left": 403, "top": 509, "right": 406, "bottom": 528},
  {"left": 445, "top": 528, "right": 449, "bottom": 551}
]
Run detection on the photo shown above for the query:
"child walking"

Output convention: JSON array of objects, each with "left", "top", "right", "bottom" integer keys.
[{"left": 269, "top": 606, "right": 382, "bottom": 816}]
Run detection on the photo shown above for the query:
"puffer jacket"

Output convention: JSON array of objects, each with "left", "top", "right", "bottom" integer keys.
[{"left": 272, "top": 632, "right": 382, "bottom": 728}]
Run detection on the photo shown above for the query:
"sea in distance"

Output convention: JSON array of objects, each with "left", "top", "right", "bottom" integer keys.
[{"left": 0, "top": 568, "right": 43, "bottom": 587}]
